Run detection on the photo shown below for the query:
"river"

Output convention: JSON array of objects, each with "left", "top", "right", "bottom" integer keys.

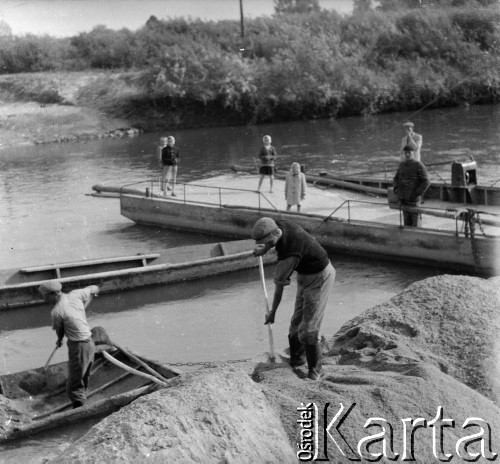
[{"left": 0, "top": 104, "right": 499, "bottom": 461}]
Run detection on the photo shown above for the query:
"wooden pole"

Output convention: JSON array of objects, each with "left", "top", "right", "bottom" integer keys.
[
  {"left": 239, "top": 0, "right": 245, "bottom": 39},
  {"left": 258, "top": 256, "right": 275, "bottom": 362},
  {"left": 111, "top": 342, "right": 170, "bottom": 383},
  {"left": 101, "top": 352, "right": 168, "bottom": 387}
]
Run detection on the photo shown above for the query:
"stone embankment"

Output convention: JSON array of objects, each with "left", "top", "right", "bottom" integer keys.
[{"left": 2, "top": 275, "right": 499, "bottom": 462}]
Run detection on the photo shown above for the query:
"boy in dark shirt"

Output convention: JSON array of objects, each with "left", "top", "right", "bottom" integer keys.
[{"left": 157, "top": 135, "right": 180, "bottom": 197}]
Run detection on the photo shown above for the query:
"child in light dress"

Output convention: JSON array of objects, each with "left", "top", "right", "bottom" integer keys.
[{"left": 285, "top": 162, "right": 306, "bottom": 211}]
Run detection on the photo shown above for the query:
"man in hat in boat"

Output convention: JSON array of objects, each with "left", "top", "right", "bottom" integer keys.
[
  {"left": 39, "top": 281, "right": 100, "bottom": 408},
  {"left": 393, "top": 146, "right": 431, "bottom": 227},
  {"left": 252, "top": 218, "right": 336, "bottom": 380},
  {"left": 400, "top": 121, "right": 423, "bottom": 162}
]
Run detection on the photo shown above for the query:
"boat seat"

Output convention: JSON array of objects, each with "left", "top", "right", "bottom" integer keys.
[{"left": 21, "top": 254, "right": 161, "bottom": 278}]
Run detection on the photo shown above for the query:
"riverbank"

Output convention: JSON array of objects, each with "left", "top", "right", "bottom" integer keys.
[
  {"left": 2, "top": 274, "right": 499, "bottom": 462},
  {"left": 0, "top": 71, "right": 143, "bottom": 149},
  {"left": 0, "top": 102, "right": 140, "bottom": 149}
]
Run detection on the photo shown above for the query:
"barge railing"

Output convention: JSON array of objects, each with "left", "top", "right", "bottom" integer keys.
[{"left": 116, "top": 180, "right": 500, "bottom": 237}]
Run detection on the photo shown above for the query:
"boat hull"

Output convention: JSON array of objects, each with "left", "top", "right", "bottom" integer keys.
[
  {"left": 0, "top": 240, "right": 276, "bottom": 310},
  {"left": 0, "top": 348, "right": 180, "bottom": 443},
  {"left": 121, "top": 194, "right": 500, "bottom": 275}
]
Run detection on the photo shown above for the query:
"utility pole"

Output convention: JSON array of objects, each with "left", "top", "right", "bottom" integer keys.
[{"left": 239, "top": 0, "right": 245, "bottom": 39}]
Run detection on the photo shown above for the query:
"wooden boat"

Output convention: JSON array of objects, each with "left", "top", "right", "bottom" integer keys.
[
  {"left": 103, "top": 176, "right": 500, "bottom": 276},
  {"left": 0, "top": 345, "right": 181, "bottom": 443},
  {"left": 0, "top": 240, "right": 277, "bottom": 310}
]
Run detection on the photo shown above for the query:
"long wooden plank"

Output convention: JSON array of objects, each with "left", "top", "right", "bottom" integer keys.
[
  {"left": 21, "top": 254, "right": 160, "bottom": 273},
  {"left": 34, "top": 371, "right": 134, "bottom": 420},
  {"left": 1, "top": 384, "right": 155, "bottom": 443}
]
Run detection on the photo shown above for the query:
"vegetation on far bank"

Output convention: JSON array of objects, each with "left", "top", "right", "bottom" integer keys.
[{"left": 0, "top": 0, "right": 500, "bottom": 130}]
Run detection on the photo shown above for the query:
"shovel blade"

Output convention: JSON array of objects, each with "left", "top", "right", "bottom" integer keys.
[{"left": 19, "top": 372, "right": 48, "bottom": 395}]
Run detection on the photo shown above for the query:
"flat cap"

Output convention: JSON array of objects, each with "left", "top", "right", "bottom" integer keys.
[
  {"left": 403, "top": 145, "right": 414, "bottom": 152},
  {"left": 252, "top": 217, "right": 278, "bottom": 243},
  {"left": 402, "top": 121, "right": 414, "bottom": 128},
  {"left": 38, "top": 280, "right": 62, "bottom": 294}
]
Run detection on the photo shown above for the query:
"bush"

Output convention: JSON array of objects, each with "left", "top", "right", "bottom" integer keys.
[{"left": 1, "top": 3, "right": 500, "bottom": 127}]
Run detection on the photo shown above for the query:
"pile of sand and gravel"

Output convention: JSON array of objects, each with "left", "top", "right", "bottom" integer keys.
[{"left": 3, "top": 274, "right": 499, "bottom": 463}]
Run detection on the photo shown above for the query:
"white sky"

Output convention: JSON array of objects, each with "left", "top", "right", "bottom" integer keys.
[{"left": 0, "top": 0, "right": 354, "bottom": 37}]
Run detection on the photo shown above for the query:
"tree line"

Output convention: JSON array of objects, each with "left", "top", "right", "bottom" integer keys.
[{"left": 0, "top": 1, "right": 499, "bottom": 127}]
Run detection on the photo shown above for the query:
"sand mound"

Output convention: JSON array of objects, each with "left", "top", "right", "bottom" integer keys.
[
  {"left": 327, "top": 275, "right": 500, "bottom": 403},
  {"left": 51, "top": 365, "right": 296, "bottom": 463},
  {"left": 254, "top": 359, "right": 500, "bottom": 462},
  {"left": 37, "top": 275, "right": 500, "bottom": 462}
]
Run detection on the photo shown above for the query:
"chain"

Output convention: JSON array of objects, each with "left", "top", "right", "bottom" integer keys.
[
  {"left": 165, "top": 358, "right": 252, "bottom": 368},
  {"left": 461, "top": 208, "right": 489, "bottom": 267},
  {"left": 462, "top": 209, "right": 487, "bottom": 239}
]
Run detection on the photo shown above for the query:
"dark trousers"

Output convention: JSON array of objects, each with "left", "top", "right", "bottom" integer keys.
[
  {"left": 401, "top": 200, "right": 422, "bottom": 227},
  {"left": 67, "top": 339, "right": 95, "bottom": 405},
  {"left": 289, "top": 263, "right": 336, "bottom": 345}
]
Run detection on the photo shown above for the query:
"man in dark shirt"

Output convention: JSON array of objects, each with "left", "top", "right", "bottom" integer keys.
[
  {"left": 252, "top": 218, "right": 336, "bottom": 380},
  {"left": 393, "top": 145, "right": 431, "bottom": 227}
]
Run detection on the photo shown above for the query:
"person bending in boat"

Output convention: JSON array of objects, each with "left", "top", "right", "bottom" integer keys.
[
  {"left": 285, "top": 162, "right": 306, "bottom": 212},
  {"left": 257, "top": 135, "right": 277, "bottom": 193},
  {"left": 252, "top": 218, "right": 336, "bottom": 380},
  {"left": 39, "top": 281, "right": 99, "bottom": 408},
  {"left": 158, "top": 135, "right": 180, "bottom": 197},
  {"left": 393, "top": 145, "right": 431, "bottom": 227}
]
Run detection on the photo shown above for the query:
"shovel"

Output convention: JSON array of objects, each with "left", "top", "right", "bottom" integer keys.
[
  {"left": 258, "top": 256, "right": 275, "bottom": 363},
  {"left": 18, "top": 346, "right": 59, "bottom": 395}
]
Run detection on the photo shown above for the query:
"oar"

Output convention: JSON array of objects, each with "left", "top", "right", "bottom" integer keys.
[
  {"left": 101, "top": 352, "right": 167, "bottom": 386},
  {"left": 91, "top": 326, "right": 169, "bottom": 383},
  {"left": 258, "top": 256, "right": 275, "bottom": 363}
]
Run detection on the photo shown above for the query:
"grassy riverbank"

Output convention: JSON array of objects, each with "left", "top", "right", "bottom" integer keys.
[{"left": 1, "top": 4, "right": 500, "bottom": 147}]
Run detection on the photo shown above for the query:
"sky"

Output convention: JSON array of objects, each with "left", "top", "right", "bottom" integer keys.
[{"left": 0, "top": 0, "right": 354, "bottom": 38}]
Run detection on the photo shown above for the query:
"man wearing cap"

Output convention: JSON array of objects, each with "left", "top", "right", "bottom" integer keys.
[
  {"left": 39, "top": 281, "right": 99, "bottom": 408},
  {"left": 400, "top": 121, "right": 422, "bottom": 162},
  {"left": 252, "top": 218, "right": 335, "bottom": 380},
  {"left": 393, "top": 146, "right": 431, "bottom": 227}
]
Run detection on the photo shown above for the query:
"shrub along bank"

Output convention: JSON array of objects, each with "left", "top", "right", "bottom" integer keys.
[{"left": 0, "top": 5, "right": 499, "bottom": 130}]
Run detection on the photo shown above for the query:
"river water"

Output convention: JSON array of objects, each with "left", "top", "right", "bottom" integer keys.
[{"left": 0, "top": 104, "right": 499, "bottom": 461}]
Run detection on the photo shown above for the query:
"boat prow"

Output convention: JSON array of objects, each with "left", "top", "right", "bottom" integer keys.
[{"left": 0, "top": 343, "right": 181, "bottom": 443}]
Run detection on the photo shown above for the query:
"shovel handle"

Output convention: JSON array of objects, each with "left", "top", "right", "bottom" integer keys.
[
  {"left": 44, "top": 346, "right": 59, "bottom": 371},
  {"left": 258, "top": 256, "right": 275, "bottom": 361}
]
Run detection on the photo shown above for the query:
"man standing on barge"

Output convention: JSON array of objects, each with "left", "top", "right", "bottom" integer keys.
[
  {"left": 252, "top": 218, "right": 335, "bottom": 380},
  {"left": 39, "top": 281, "right": 99, "bottom": 408},
  {"left": 393, "top": 146, "right": 431, "bottom": 227}
]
